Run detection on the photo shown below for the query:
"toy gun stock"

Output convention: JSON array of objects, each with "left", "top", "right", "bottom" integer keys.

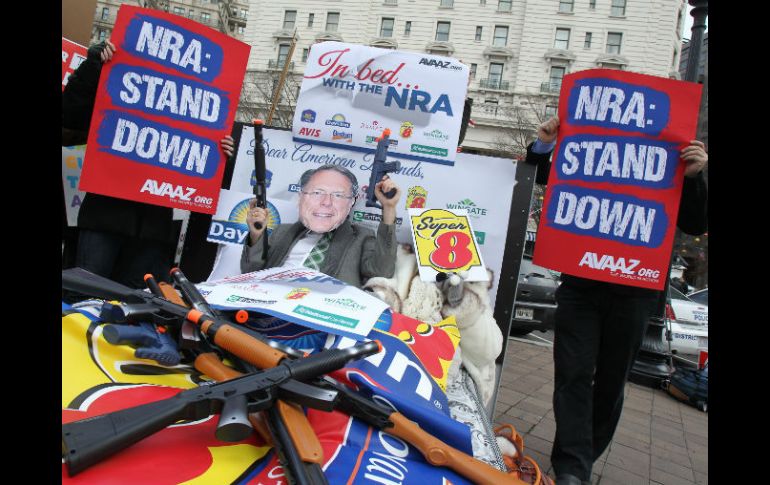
[
  {"left": 366, "top": 128, "right": 401, "bottom": 209},
  {"left": 62, "top": 341, "right": 380, "bottom": 476}
]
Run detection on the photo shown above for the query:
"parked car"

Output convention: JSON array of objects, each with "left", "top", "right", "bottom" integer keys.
[
  {"left": 510, "top": 255, "right": 558, "bottom": 336},
  {"left": 666, "top": 286, "right": 708, "bottom": 362}
]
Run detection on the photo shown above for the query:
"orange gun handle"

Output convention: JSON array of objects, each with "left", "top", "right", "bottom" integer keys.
[
  {"left": 194, "top": 352, "right": 323, "bottom": 463},
  {"left": 388, "top": 413, "right": 530, "bottom": 485},
  {"left": 158, "top": 282, "right": 188, "bottom": 307}
]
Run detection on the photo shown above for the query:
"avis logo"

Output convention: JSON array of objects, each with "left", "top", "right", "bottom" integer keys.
[
  {"left": 578, "top": 252, "right": 640, "bottom": 275},
  {"left": 140, "top": 179, "right": 196, "bottom": 201},
  {"left": 299, "top": 127, "right": 321, "bottom": 137}
]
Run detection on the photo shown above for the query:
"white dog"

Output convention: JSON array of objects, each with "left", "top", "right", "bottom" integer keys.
[{"left": 364, "top": 245, "right": 502, "bottom": 405}]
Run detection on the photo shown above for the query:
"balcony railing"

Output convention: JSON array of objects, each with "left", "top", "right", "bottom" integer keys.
[
  {"left": 268, "top": 60, "right": 295, "bottom": 70},
  {"left": 540, "top": 82, "right": 562, "bottom": 94},
  {"left": 479, "top": 79, "right": 509, "bottom": 90}
]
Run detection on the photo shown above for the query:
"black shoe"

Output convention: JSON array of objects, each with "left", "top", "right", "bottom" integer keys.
[{"left": 556, "top": 474, "right": 589, "bottom": 485}]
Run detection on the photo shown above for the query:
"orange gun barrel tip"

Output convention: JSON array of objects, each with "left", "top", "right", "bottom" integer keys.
[
  {"left": 235, "top": 310, "right": 249, "bottom": 323},
  {"left": 143, "top": 274, "right": 154, "bottom": 281},
  {"left": 170, "top": 267, "right": 181, "bottom": 274},
  {"left": 253, "top": 119, "right": 264, "bottom": 125},
  {"left": 382, "top": 128, "right": 391, "bottom": 136},
  {"left": 374, "top": 340, "right": 383, "bottom": 353}
]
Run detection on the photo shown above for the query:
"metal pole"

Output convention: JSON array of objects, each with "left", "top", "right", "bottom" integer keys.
[{"left": 684, "top": 1, "right": 708, "bottom": 83}]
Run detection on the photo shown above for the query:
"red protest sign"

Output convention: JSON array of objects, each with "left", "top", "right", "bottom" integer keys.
[
  {"left": 533, "top": 69, "right": 702, "bottom": 290},
  {"left": 62, "top": 38, "right": 87, "bottom": 91},
  {"left": 79, "top": 6, "right": 250, "bottom": 214}
]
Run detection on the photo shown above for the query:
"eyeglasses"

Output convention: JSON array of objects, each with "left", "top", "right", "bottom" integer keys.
[{"left": 301, "top": 189, "right": 354, "bottom": 201}]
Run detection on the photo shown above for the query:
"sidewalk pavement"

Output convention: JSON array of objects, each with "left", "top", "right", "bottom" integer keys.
[{"left": 492, "top": 337, "right": 708, "bottom": 485}]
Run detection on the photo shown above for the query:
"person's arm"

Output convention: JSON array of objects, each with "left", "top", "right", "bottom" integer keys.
[
  {"left": 359, "top": 176, "right": 401, "bottom": 279},
  {"left": 676, "top": 140, "right": 708, "bottom": 236},
  {"left": 62, "top": 40, "right": 115, "bottom": 133},
  {"left": 525, "top": 117, "right": 559, "bottom": 186}
]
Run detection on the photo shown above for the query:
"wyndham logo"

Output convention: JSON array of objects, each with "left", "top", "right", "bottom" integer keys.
[
  {"left": 423, "top": 129, "right": 449, "bottom": 141},
  {"left": 325, "top": 114, "right": 350, "bottom": 128},
  {"left": 323, "top": 297, "right": 366, "bottom": 311},
  {"left": 446, "top": 198, "right": 488, "bottom": 217},
  {"left": 301, "top": 109, "right": 316, "bottom": 123}
]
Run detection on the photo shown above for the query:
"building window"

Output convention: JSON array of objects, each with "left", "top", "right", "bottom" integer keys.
[
  {"left": 606, "top": 32, "right": 622, "bottom": 54},
  {"left": 554, "top": 28, "right": 570, "bottom": 50},
  {"left": 303, "top": 48, "right": 309, "bottom": 62},
  {"left": 98, "top": 29, "right": 107, "bottom": 41},
  {"left": 672, "top": 48, "right": 677, "bottom": 68},
  {"left": 173, "top": 6, "right": 184, "bottom": 15},
  {"left": 326, "top": 12, "right": 340, "bottom": 32},
  {"left": 200, "top": 12, "right": 211, "bottom": 24},
  {"left": 475, "top": 26, "right": 483, "bottom": 41},
  {"left": 277, "top": 44, "right": 290, "bottom": 66},
  {"left": 283, "top": 10, "right": 296, "bottom": 30},
  {"left": 308, "top": 13, "right": 314, "bottom": 27},
  {"left": 677, "top": 9, "right": 683, "bottom": 33},
  {"left": 436, "top": 21, "right": 450, "bottom": 41},
  {"left": 440, "top": 0, "right": 454, "bottom": 7},
  {"left": 611, "top": 0, "right": 627, "bottom": 17},
  {"left": 549, "top": 66, "right": 565, "bottom": 91},
  {"left": 589, "top": 0, "right": 596, "bottom": 8},
  {"left": 493, "top": 26, "right": 508, "bottom": 47},
  {"left": 188, "top": 9, "right": 195, "bottom": 18},
  {"left": 380, "top": 18, "right": 394, "bottom": 37},
  {"left": 498, "top": 0, "right": 512, "bottom": 12},
  {"left": 405, "top": 21, "right": 412, "bottom": 36},
  {"left": 584, "top": 32, "right": 592, "bottom": 48},
  {"left": 470, "top": 63, "right": 477, "bottom": 79},
  {"left": 558, "top": 0, "right": 574, "bottom": 13},
  {"left": 237, "top": 25, "right": 245, "bottom": 35},
  {"left": 544, "top": 105, "right": 558, "bottom": 119},
  {"left": 489, "top": 62, "right": 504, "bottom": 86},
  {"left": 101, "top": 7, "right": 109, "bottom": 20}
]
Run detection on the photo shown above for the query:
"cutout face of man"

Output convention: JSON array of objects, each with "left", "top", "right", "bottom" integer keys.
[{"left": 298, "top": 170, "right": 355, "bottom": 233}]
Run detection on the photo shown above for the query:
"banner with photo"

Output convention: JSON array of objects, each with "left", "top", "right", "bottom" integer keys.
[
  {"left": 209, "top": 125, "right": 517, "bottom": 308},
  {"left": 533, "top": 69, "right": 703, "bottom": 290},
  {"left": 79, "top": 5, "right": 250, "bottom": 214},
  {"left": 293, "top": 42, "right": 468, "bottom": 165}
]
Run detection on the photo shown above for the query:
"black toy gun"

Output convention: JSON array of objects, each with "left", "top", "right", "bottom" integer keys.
[
  {"left": 253, "top": 119, "right": 269, "bottom": 260},
  {"left": 62, "top": 340, "right": 381, "bottom": 476},
  {"left": 366, "top": 128, "right": 401, "bottom": 209}
]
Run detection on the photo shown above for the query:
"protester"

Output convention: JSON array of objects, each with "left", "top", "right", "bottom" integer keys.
[
  {"left": 525, "top": 117, "right": 708, "bottom": 485},
  {"left": 241, "top": 165, "right": 400, "bottom": 288},
  {"left": 62, "top": 40, "right": 234, "bottom": 290}
]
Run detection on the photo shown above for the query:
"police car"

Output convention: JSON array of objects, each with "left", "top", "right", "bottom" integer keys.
[{"left": 666, "top": 286, "right": 708, "bottom": 362}]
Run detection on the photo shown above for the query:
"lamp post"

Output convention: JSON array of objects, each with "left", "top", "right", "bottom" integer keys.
[{"left": 629, "top": 0, "right": 708, "bottom": 388}]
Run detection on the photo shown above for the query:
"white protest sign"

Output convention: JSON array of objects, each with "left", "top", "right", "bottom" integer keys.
[
  {"left": 200, "top": 266, "right": 388, "bottom": 339},
  {"left": 62, "top": 145, "right": 87, "bottom": 226},
  {"left": 408, "top": 208, "right": 488, "bottom": 282},
  {"left": 212, "top": 126, "right": 517, "bottom": 308},
  {"left": 293, "top": 42, "right": 468, "bottom": 164}
]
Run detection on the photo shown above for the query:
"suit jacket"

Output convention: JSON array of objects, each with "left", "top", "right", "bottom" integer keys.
[{"left": 240, "top": 219, "right": 396, "bottom": 288}]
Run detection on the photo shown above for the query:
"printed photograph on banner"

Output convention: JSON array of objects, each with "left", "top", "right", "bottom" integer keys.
[
  {"left": 408, "top": 208, "right": 488, "bottom": 282},
  {"left": 201, "top": 266, "right": 389, "bottom": 339},
  {"left": 533, "top": 69, "right": 703, "bottom": 290},
  {"left": 78, "top": 6, "right": 250, "bottom": 214},
  {"left": 62, "top": 145, "right": 87, "bottom": 226},
  {"left": 62, "top": 38, "right": 87, "bottom": 91},
  {"left": 293, "top": 42, "right": 468, "bottom": 165},
  {"left": 222, "top": 125, "right": 518, "bottom": 308}
]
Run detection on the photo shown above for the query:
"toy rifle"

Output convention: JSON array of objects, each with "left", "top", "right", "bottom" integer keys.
[
  {"left": 62, "top": 340, "right": 380, "bottom": 476},
  {"left": 196, "top": 353, "right": 329, "bottom": 485},
  {"left": 252, "top": 119, "right": 269, "bottom": 261},
  {"left": 365, "top": 128, "right": 401, "bottom": 209}
]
